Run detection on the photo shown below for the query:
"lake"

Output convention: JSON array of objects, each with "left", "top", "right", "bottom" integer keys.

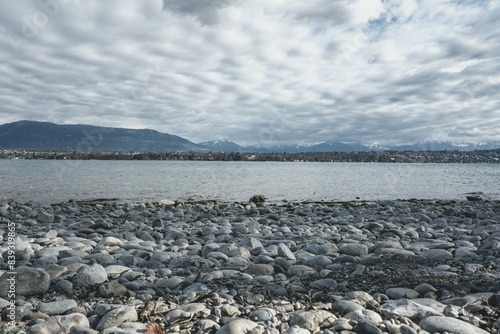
[{"left": 0, "top": 160, "right": 499, "bottom": 204}]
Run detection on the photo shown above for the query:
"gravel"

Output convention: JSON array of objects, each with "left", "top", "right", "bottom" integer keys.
[{"left": 0, "top": 195, "right": 499, "bottom": 333}]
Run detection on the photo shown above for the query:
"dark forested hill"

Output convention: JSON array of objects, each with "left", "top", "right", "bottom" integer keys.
[{"left": 0, "top": 120, "right": 208, "bottom": 152}]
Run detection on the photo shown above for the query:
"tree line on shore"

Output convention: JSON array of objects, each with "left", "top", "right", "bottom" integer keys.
[{"left": 1, "top": 149, "right": 499, "bottom": 163}]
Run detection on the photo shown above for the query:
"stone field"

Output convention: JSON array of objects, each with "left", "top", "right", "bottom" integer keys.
[{"left": 0, "top": 195, "right": 499, "bottom": 333}]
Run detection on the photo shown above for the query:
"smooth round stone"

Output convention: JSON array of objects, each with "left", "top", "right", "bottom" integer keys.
[
  {"left": 288, "top": 265, "right": 317, "bottom": 278},
  {"left": 303, "top": 255, "right": 333, "bottom": 268},
  {"left": 45, "top": 230, "right": 58, "bottom": 238},
  {"left": 288, "top": 283, "right": 306, "bottom": 293},
  {"left": 306, "top": 244, "right": 338, "bottom": 255},
  {"left": 374, "top": 241, "right": 402, "bottom": 250},
  {"left": 164, "top": 303, "right": 210, "bottom": 323},
  {"left": 244, "top": 264, "right": 274, "bottom": 276},
  {"left": 202, "top": 271, "right": 225, "bottom": 282},
  {"left": 100, "top": 322, "right": 149, "bottom": 334},
  {"left": 37, "top": 211, "right": 55, "bottom": 223},
  {"left": 344, "top": 309, "right": 383, "bottom": 325},
  {"left": 385, "top": 288, "right": 419, "bottom": 299},
  {"left": 289, "top": 310, "right": 336, "bottom": 331},
  {"left": 454, "top": 247, "right": 481, "bottom": 260},
  {"left": 35, "top": 237, "right": 57, "bottom": 245},
  {"left": 441, "top": 292, "right": 494, "bottom": 307},
  {"left": 183, "top": 283, "right": 209, "bottom": 295},
  {"left": 45, "top": 264, "right": 68, "bottom": 279},
  {"left": 378, "top": 299, "right": 443, "bottom": 319},
  {"left": 95, "top": 304, "right": 115, "bottom": 316},
  {"left": 415, "top": 213, "right": 432, "bottom": 222},
  {"left": 0, "top": 207, "right": 8, "bottom": 218},
  {"left": 237, "top": 237, "right": 264, "bottom": 251},
  {"left": 427, "top": 242, "right": 454, "bottom": 249},
  {"left": 3, "top": 249, "right": 31, "bottom": 262},
  {"left": 223, "top": 257, "right": 248, "bottom": 269},
  {"left": 221, "top": 270, "right": 253, "bottom": 280},
  {"left": 476, "top": 211, "right": 490, "bottom": 220},
  {"left": 263, "top": 283, "right": 287, "bottom": 296},
  {"left": 418, "top": 249, "right": 453, "bottom": 261},
  {"left": 99, "top": 281, "right": 128, "bottom": 298},
  {"left": 0, "top": 298, "right": 10, "bottom": 309},
  {"left": 206, "top": 252, "right": 229, "bottom": 261},
  {"left": 122, "top": 271, "right": 144, "bottom": 281},
  {"left": 215, "top": 319, "right": 259, "bottom": 334},
  {"left": 27, "top": 313, "right": 89, "bottom": 333},
  {"left": 420, "top": 316, "right": 489, "bottom": 334},
  {"left": 281, "top": 325, "right": 311, "bottom": 334},
  {"left": 84, "top": 253, "right": 114, "bottom": 263},
  {"left": 414, "top": 283, "right": 437, "bottom": 295},
  {"left": 278, "top": 243, "right": 296, "bottom": 260},
  {"left": 59, "top": 256, "right": 83, "bottom": 266},
  {"left": 254, "top": 275, "right": 274, "bottom": 284},
  {"left": 10, "top": 304, "right": 34, "bottom": 322},
  {"left": 353, "top": 322, "right": 382, "bottom": 334},
  {"left": 331, "top": 300, "right": 364, "bottom": 312},
  {"left": 74, "top": 264, "right": 108, "bottom": 287},
  {"left": 64, "top": 262, "right": 87, "bottom": 273},
  {"left": 335, "top": 254, "right": 358, "bottom": 263},
  {"left": 38, "top": 299, "right": 78, "bottom": 316},
  {"left": 105, "top": 265, "right": 132, "bottom": 277},
  {"left": 275, "top": 257, "right": 293, "bottom": 271},
  {"left": 199, "top": 320, "right": 221, "bottom": 332},
  {"left": 295, "top": 251, "right": 314, "bottom": 260},
  {"left": 69, "top": 325, "right": 99, "bottom": 334},
  {"left": 64, "top": 237, "right": 96, "bottom": 246},
  {"left": 96, "top": 306, "right": 138, "bottom": 331},
  {"left": 338, "top": 243, "right": 368, "bottom": 257},
  {"left": 122, "top": 281, "right": 146, "bottom": 291},
  {"left": 36, "top": 246, "right": 72, "bottom": 258},
  {"left": 202, "top": 244, "right": 220, "bottom": 257},
  {"left": 249, "top": 308, "right": 276, "bottom": 322},
  {"left": 443, "top": 304, "right": 460, "bottom": 317},
  {"left": 309, "top": 278, "right": 337, "bottom": 290},
  {"left": 55, "top": 280, "right": 74, "bottom": 294},
  {"left": 232, "top": 224, "right": 249, "bottom": 234},
  {"left": 399, "top": 325, "right": 418, "bottom": 334},
  {"left": 215, "top": 304, "right": 241, "bottom": 317},
  {"left": 253, "top": 254, "right": 274, "bottom": 264},
  {"left": 59, "top": 249, "right": 89, "bottom": 258},
  {"left": 333, "top": 319, "right": 353, "bottom": 331},
  {"left": 150, "top": 251, "right": 174, "bottom": 263},
  {"left": 226, "top": 247, "right": 251, "bottom": 260},
  {"left": 346, "top": 291, "right": 374, "bottom": 304},
  {"left": 0, "top": 267, "right": 50, "bottom": 297}
]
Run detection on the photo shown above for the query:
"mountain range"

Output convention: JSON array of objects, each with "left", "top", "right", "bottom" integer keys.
[
  {"left": 1, "top": 120, "right": 500, "bottom": 153},
  {"left": 201, "top": 139, "right": 500, "bottom": 153}
]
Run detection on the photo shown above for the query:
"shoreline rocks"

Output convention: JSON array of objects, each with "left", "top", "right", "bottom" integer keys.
[{"left": 0, "top": 196, "right": 499, "bottom": 333}]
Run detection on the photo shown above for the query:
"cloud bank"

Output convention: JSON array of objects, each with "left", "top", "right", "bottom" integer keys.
[{"left": 0, "top": 0, "right": 499, "bottom": 146}]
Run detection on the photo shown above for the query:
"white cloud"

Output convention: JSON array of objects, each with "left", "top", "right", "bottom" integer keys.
[{"left": 0, "top": 0, "right": 499, "bottom": 146}]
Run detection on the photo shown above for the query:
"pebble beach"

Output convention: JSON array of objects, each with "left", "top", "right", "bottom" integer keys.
[{"left": 1, "top": 195, "right": 500, "bottom": 334}]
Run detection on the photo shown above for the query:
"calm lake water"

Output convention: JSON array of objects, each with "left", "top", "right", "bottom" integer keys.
[{"left": 0, "top": 160, "right": 499, "bottom": 204}]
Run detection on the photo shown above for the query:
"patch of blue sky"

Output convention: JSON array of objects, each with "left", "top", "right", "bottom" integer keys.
[
  {"left": 364, "top": 16, "right": 397, "bottom": 42},
  {"left": 312, "top": 26, "right": 326, "bottom": 35},
  {"left": 454, "top": 0, "right": 489, "bottom": 6}
]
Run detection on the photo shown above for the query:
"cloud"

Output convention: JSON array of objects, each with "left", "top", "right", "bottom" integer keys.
[
  {"left": 162, "top": 0, "right": 240, "bottom": 25},
  {"left": 0, "top": 0, "right": 499, "bottom": 146}
]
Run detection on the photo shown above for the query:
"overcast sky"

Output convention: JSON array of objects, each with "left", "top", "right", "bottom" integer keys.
[{"left": 0, "top": 0, "right": 499, "bottom": 146}]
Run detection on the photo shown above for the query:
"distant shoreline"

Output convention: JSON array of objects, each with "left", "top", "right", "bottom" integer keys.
[{"left": 1, "top": 149, "right": 499, "bottom": 163}]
